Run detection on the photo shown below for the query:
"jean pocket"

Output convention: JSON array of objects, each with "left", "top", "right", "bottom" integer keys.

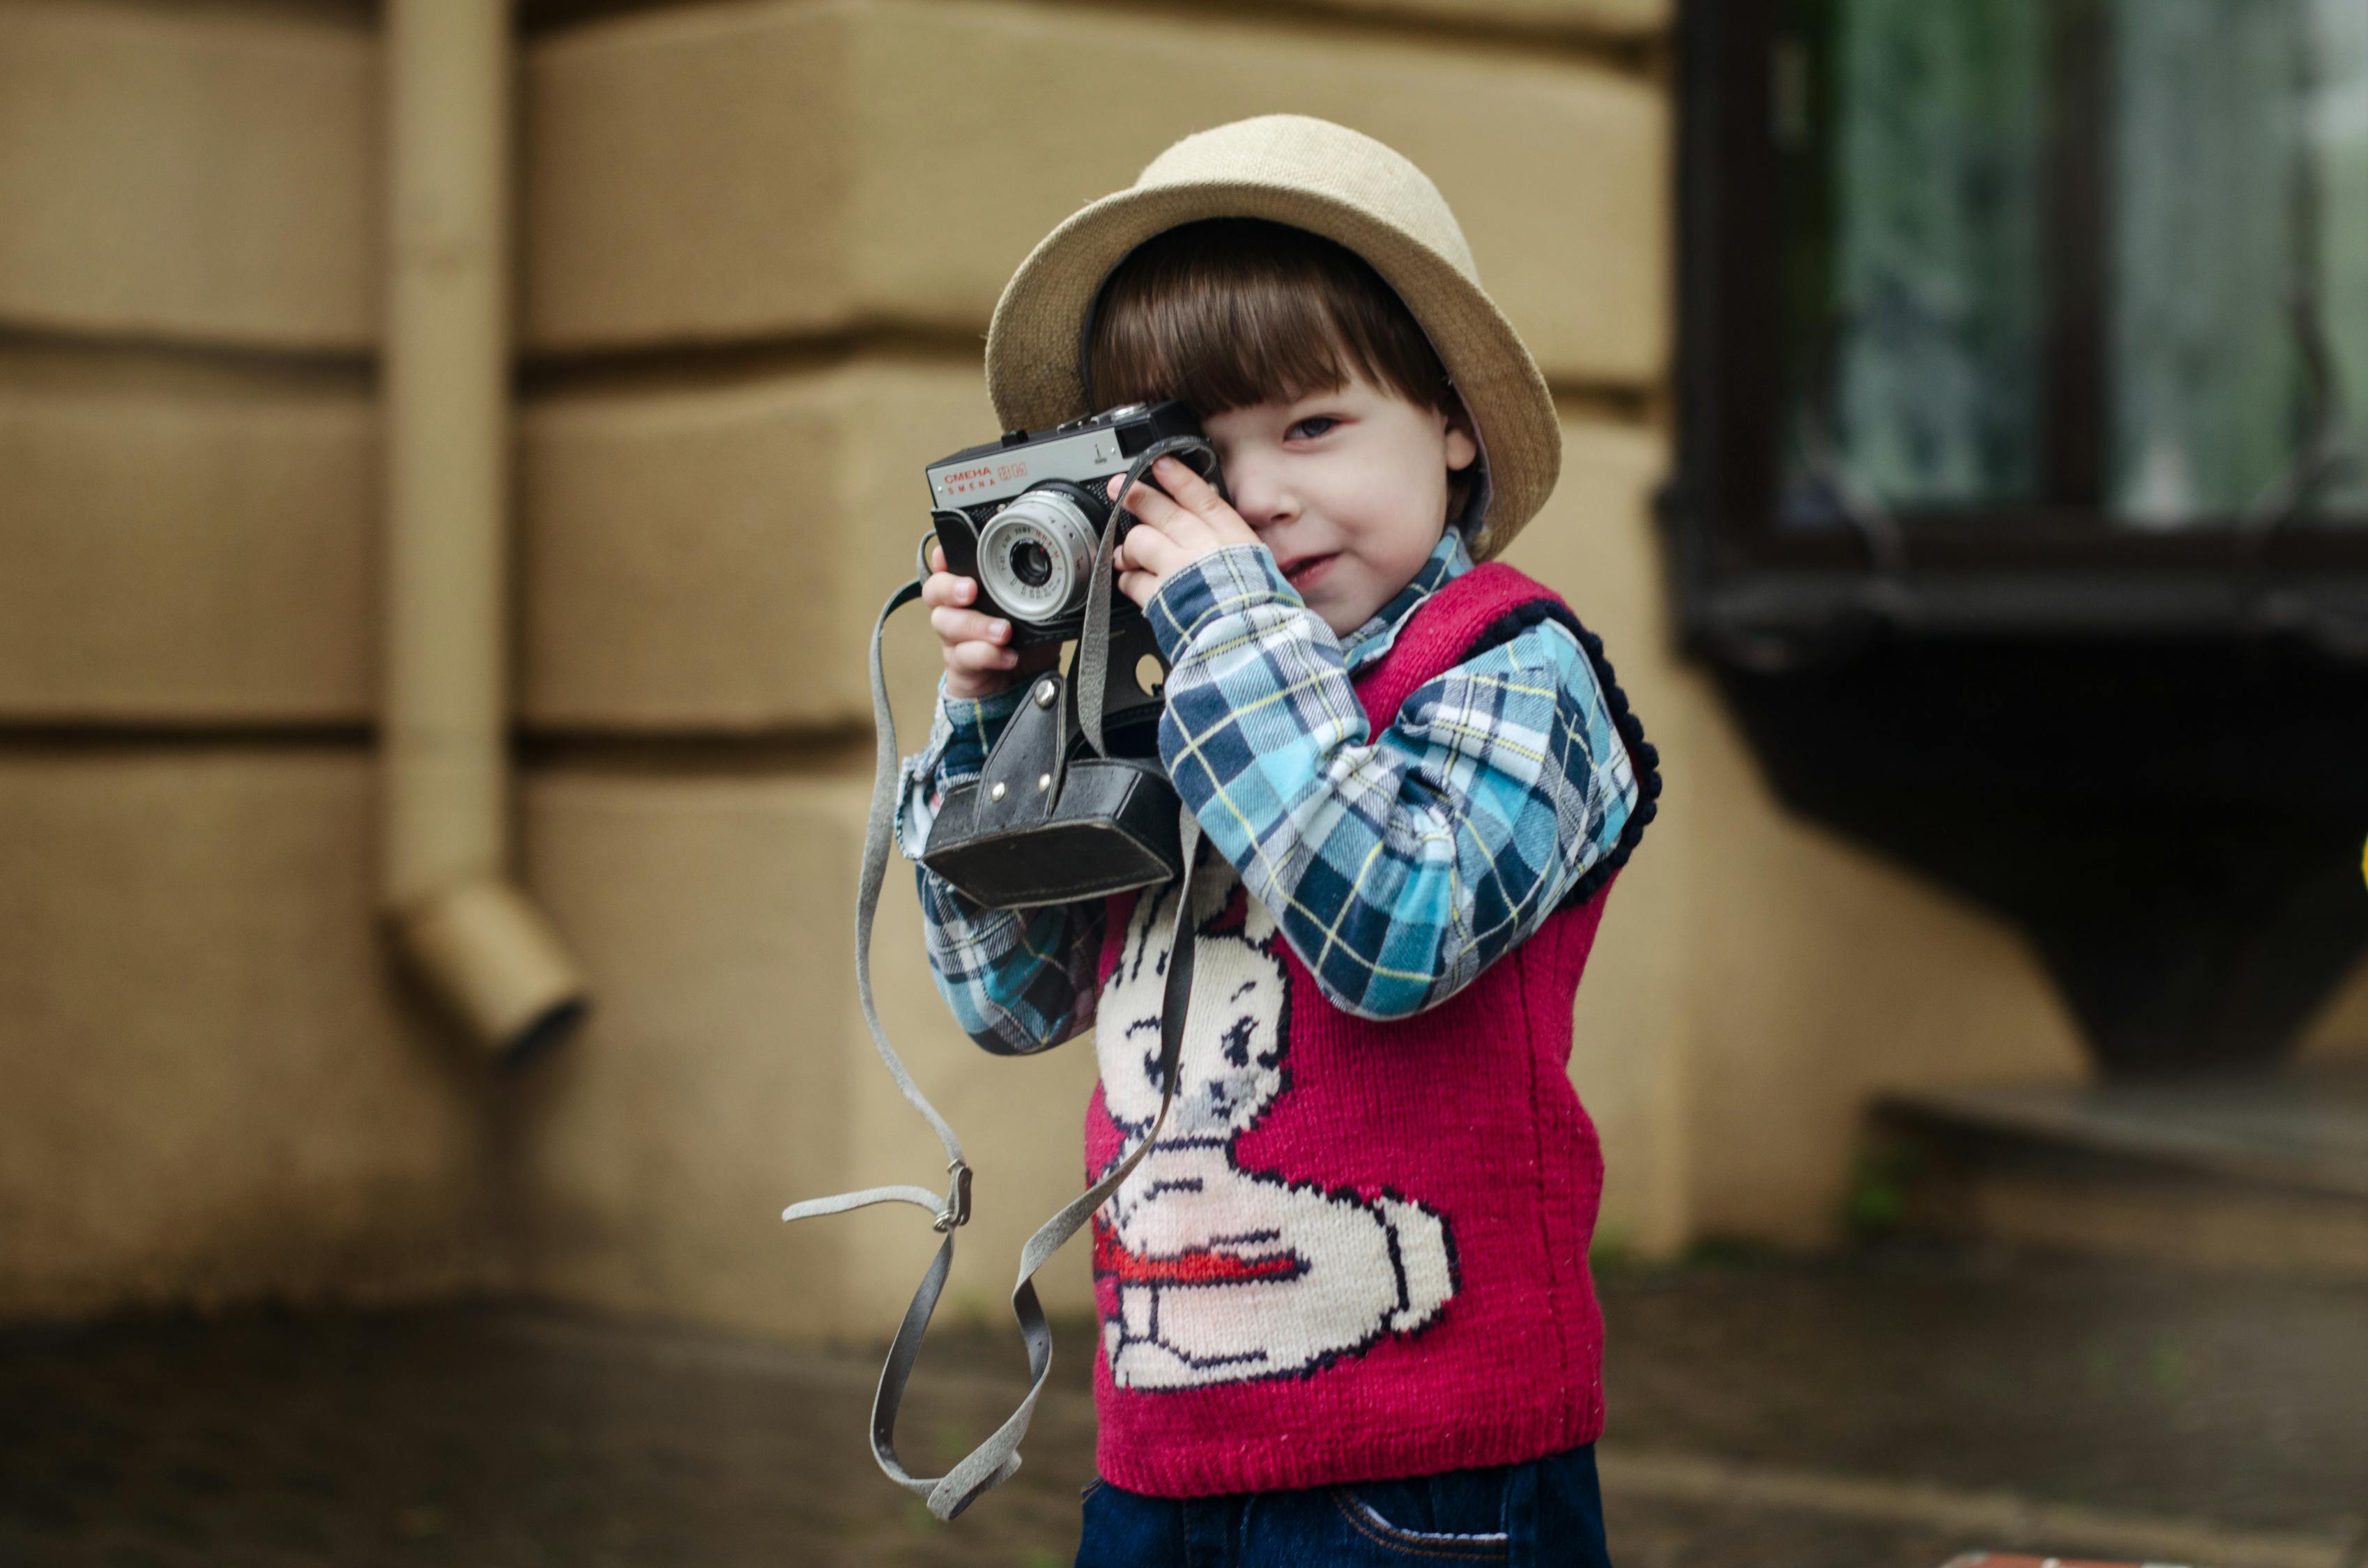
[{"left": 1330, "top": 1486, "right": 1511, "bottom": 1561}]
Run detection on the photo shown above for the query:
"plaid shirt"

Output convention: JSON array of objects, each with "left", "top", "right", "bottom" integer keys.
[{"left": 896, "top": 529, "right": 1640, "bottom": 1052}]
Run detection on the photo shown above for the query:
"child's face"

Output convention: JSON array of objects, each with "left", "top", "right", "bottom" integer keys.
[{"left": 1198, "top": 369, "right": 1481, "bottom": 638}]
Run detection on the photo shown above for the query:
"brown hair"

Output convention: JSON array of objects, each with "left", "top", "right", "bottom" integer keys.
[{"left": 1086, "top": 220, "right": 1474, "bottom": 521}]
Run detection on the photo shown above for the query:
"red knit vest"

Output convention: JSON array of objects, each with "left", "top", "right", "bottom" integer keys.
[{"left": 1080, "top": 562, "right": 1651, "bottom": 1497}]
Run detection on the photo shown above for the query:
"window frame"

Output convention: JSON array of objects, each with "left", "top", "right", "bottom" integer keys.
[{"left": 1670, "top": 0, "right": 2368, "bottom": 646}]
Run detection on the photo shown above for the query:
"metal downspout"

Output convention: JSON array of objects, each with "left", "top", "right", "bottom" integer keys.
[{"left": 381, "top": 0, "right": 587, "bottom": 1064}]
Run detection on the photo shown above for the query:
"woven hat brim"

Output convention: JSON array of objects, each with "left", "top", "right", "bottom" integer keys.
[{"left": 985, "top": 182, "right": 1561, "bottom": 559}]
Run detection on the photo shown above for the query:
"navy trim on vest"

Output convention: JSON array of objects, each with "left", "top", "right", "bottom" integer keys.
[{"left": 1458, "top": 601, "right": 1661, "bottom": 913}]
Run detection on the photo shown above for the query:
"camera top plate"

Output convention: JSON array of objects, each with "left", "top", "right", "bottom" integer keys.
[{"left": 924, "top": 401, "right": 1204, "bottom": 514}]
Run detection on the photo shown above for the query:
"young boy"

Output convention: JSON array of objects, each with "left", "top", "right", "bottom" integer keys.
[{"left": 899, "top": 116, "right": 1656, "bottom": 1566}]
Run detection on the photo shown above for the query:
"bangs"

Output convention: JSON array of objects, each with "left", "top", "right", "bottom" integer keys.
[{"left": 1085, "top": 220, "right": 1456, "bottom": 419}]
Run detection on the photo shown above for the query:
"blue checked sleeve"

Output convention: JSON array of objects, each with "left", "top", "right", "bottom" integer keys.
[
  {"left": 897, "top": 681, "right": 1106, "bottom": 1056},
  {"left": 1144, "top": 544, "right": 1640, "bottom": 1020}
]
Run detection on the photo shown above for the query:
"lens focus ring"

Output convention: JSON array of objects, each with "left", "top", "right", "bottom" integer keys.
[{"left": 978, "top": 490, "right": 1100, "bottom": 624}]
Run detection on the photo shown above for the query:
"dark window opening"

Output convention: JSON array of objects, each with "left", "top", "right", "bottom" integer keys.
[
  {"left": 1678, "top": 0, "right": 2368, "bottom": 599},
  {"left": 1670, "top": 1, "right": 2368, "bottom": 1075}
]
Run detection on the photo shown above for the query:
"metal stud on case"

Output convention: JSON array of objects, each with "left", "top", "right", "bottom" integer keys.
[
  {"left": 988, "top": 782, "right": 1007, "bottom": 802},
  {"left": 1034, "top": 679, "right": 1058, "bottom": 708}
]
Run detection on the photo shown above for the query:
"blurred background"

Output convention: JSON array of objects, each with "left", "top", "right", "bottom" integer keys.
[{"left": 3, "top": 0, "right": 2366, "bottom": 1564}]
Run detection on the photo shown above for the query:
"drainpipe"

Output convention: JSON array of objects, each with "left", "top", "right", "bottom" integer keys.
[{"left": 381, "top": 0, "right": 587, "bottom": 1065}]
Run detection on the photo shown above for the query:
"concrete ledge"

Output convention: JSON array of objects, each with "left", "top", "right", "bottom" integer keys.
[
  {"left": 0, "top": 0, "right": 376, "bottom": 351},
  {"left": 1879, "top": 1068, "right": 2368, "bottom": 1279},
  {"left": 1909, "top": 1159, "right": 2368, "bottom": 1282},
  {"left": 526, "top": 0, "right": 1667, "bottom": 387}
]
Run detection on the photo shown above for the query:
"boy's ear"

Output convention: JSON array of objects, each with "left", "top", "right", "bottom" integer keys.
[{"left": 1444, "top": 401, "right": 1480, "bottom": 474}]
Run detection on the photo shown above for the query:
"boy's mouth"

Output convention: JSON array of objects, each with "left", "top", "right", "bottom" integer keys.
[{"left": 1279, "top": 553, "right": 1338, "bottom": 591}]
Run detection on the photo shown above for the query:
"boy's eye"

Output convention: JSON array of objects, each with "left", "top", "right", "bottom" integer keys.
[{"left": 1289, "top": 415, "right": 1338, "bottom": 440}]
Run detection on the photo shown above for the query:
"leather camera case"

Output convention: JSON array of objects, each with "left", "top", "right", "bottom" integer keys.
[{"left": 920, "top": 661, "right": 1182, "bottom": 909}]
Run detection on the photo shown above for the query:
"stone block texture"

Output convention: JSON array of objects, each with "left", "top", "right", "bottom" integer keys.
[
  {"left": 0, "top": 355, "right": 376, "bottom": 723},
  {"left": 0, "top": 746, "right": 1081, "bottom": 1335},
  {"left": 522, "top": 360, "right": 982, "bottom": 735},
  {"left": 0, "top": 751, "right": 494, "bottom": 1319},
  {"left": 0, "top": 0, "right": 376, "bottom": 351},
  {"left": 516, "top": 767, "right": 1105, "bottom": 1335},
  {"left": 5, "top": 352, "right": 995, "bottom": 733},
  {"left": 526, "top": 0, "right": 1667, "bottom": 387}
]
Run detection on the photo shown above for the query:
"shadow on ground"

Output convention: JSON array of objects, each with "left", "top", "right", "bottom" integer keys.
[{"left": 5, "top": 1245, "right": 2364, "bottom": 1567}]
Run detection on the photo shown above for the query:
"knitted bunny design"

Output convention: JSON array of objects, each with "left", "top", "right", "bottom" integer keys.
[{"left": 1092, "top": 868, "right": 1457, "bottom": 1389}]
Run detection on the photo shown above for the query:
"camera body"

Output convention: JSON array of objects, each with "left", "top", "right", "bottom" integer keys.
[
  {"left": 924, "top": 401, "right": 1217, "bottom": 649},
  {"left": 915, "top": 401, "right": 1216, "bottom": 909}
]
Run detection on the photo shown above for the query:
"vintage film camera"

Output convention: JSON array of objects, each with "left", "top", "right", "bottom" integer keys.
[
  {"left": 923, "top": 399, "right": 1221, "bottom": 760},
  {"left": 916, "top": 401, "right": 1222, "bottom": 909},
  {"left": 924, "top": 400, "right": 1218, "bottom": 647}
]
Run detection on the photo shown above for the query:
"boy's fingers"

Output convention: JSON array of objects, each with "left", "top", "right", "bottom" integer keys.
[
  {"left": 1156, "top": 456, "right": 1258, "bottom": 544},
  {"left": 929, "top": 543, "right": 949, "bottom": 575},
  {"left": 947, "top": 639, "right": 1018, "bottom": 673},
  {"left": 921, "top": 573, "right": 979, "bottom": 610},
  {"left": 1150, "top": 455, "right": 1223, "bottom": 514},
  {"left": 1115, "top": 461, "right": 1252, "bottom": 549},
  {"left": 1126, "top": 486, "right": 1223, "bottom": 557},
  {"left": 930, "top": 605, "right": 1009, "bottom": 645},
  {"left": 1116, "top": 570, "right": 1160, "bottom": 610},
  {"left": 1110, "top": 474, "right": 1185, "bottom": 531},
  {"left": 1116, "top": 521, "right": 1185, "bottom": 578}
]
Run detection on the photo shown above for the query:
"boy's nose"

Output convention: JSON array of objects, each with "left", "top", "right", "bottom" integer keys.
[{"left": 1223, "top": 460, "right": 1297, "bottom": 531}]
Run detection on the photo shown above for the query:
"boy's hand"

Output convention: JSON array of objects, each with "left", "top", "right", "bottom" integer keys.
[
  {"left": 1107, "top": 456, "right": 1262, "bottom": 609},
  {"left": 924, "top": 544, "right": 1059, "bottom": 701}
]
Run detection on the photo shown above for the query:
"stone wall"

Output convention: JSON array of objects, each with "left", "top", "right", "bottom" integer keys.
[{"left": 1, "top": 0, "right": 2102, "bottom": 1338}]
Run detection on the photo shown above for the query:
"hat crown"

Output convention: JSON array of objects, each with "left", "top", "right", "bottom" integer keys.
[
  {"left": 985, "top": 115, "right": 1560, "bottom": 555},
  {"left": 1131, "top": 115, "right": 1479, "bottom": 282}
]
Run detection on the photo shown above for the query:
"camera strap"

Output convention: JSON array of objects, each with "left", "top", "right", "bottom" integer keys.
[
  {"left": 1076, "top": 433, "right": 1215, "bottom": 760},
  {"left": 781, "top": 437, "right": 1214, "bottom": 1521}
]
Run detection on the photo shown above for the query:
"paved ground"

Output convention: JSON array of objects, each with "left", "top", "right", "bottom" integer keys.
[{"left": 6, "top": 1244, "right": 2365, "bottom": 1567}]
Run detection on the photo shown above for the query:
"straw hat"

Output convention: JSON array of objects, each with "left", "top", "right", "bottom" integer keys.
[{"left": 984, "top": 115, "right": 1561, "bottom": 559}]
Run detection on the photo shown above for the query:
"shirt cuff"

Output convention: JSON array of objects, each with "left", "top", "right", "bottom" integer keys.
[
  {"left": 1143, "top": 543, "right": 1302, "bottom": 663},
  {"left": 896, "top": 679, "right": 1024, "bottom": 859},
  {"left": 937, "top": 683, "right": 1024, "bottom": 781}
]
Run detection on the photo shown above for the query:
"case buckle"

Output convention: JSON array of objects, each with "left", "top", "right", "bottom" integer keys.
[{"left": 933, "top": 1160, "right": 972, "bottom": 1232}]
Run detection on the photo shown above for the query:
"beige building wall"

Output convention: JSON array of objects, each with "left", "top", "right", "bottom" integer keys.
[{"left": 3, "top": 0, "right": 2098, "bottom": 1338}]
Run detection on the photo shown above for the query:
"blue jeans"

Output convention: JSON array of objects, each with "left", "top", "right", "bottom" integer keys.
[{"left": 1074, "top": 1443, "right": 1613, "bottom": 1567}]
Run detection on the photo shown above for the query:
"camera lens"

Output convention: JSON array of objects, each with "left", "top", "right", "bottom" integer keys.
[
  {"left": 978, "top": 488, "right": 1100, "bottom": 624},
  {"left": 1010, "top": 539, "right": 1053, "bottom": 588}
]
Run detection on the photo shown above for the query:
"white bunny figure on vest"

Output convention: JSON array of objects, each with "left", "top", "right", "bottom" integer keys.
[{"left": 1092, "top": 866, "right": 1457, "bottom": 1390}]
